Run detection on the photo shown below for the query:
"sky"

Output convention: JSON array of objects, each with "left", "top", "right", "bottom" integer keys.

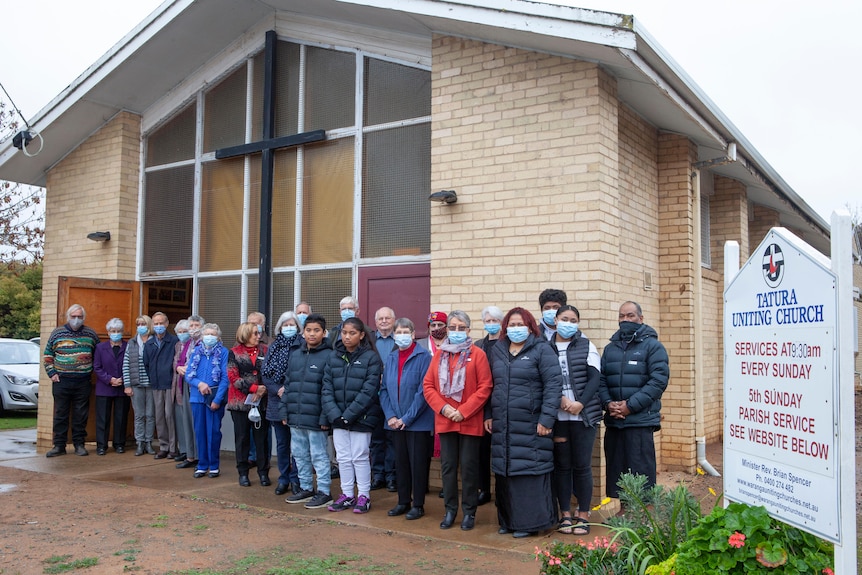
[{"left": 0, "top": 0, "right": 859, "bottom": 223}]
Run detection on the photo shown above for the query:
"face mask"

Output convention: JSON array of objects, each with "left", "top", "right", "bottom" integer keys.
[
  {"left": 542, "top": 309, "right": 558, "bottom": 326},
  {"left": 448, "top": 331, "right": 467, "bottom": 345},
  {"left": 109, "top": 332, "right": 123, "bottom": 342},
  {"left": 177, "top": 332, "right": 191, "bottom": 343},
  {"left": 136, "top": 325, "right": 149, "bottom": 336},
  {"left": 189, "top": 328, "right": 201, "bottom": 339},
  {"left": 340, "top": 309, "right": 356, "bottom": 322},
  {"left": 430, "top": 326, "right": 448, "bottom": 341},
  {"left": 484, "top": 322, "right": 501, "bottom": 335},
  {"left": 507, "top": 326, "right": 529, "bottom": 343},
  {"left": 202, "top": 335, "right": 218, "bottom": 348},
  {"left": 69, "top": 318, "right": 83, "bottom": 330},
  {"left": 618, "top": 321, "right": 641, "bottom": 335},
  {"left": 297, "top": 313, "right": 308, "bottom": 328},
  {"left": 281, "top": 326, "right": 298, "bottom": 339},
  {"left": 394, "top": 334, "right": 413, "bottom": 349},
  {"left": 556, "top": 321, "right": 579, "bottom": 339},
  {"left": 153, "top": 325, "right": 167, "bottom": 335},
  {"left": 255, "top": 325, "right": 262, "bottom": 334}
]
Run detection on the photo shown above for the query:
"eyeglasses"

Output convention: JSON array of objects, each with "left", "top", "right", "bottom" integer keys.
[{"left": 71, "top": 315, "right": 84, "bottom": 319}]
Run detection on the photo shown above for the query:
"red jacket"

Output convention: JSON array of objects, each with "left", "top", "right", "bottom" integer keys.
[{"left": 422, "top": 344, "right": 492, "bottom": 437}]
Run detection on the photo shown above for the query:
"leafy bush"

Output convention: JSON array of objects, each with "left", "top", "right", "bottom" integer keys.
[{"left": 536, "top": 536, "right": 629, "bottom": 575}]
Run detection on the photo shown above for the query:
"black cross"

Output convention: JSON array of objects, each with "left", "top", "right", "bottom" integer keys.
[{"left": 214, "top": 30, "right": 325, "bottom": 323}]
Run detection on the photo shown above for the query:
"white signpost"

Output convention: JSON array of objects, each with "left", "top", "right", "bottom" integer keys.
[{"left": 723, "top": 214, "right": 856, "bottom": 571}]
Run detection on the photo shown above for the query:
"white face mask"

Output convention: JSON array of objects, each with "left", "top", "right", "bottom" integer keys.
[{"left": 69, "top": 318, "right": 83, "bottom": 330}]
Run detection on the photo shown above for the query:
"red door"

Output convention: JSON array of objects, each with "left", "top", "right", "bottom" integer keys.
[{"left": 358, "top": 263, "right": 430, "bottom": 339}]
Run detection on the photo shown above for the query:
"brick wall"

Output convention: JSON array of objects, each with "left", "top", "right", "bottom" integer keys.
[
  {"left": 37, "top": 112, "right": 141, "bottom": 446},
  {"left": 749, "top": 204, "right": 780, "bottom": 254}
]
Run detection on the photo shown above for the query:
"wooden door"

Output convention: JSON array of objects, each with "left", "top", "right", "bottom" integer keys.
[
  {"left": 56, "top": 277, "right": 140, "bottom": 443},
  {"left": 358, "top": 263, "right": 430, "bottom": 339}
]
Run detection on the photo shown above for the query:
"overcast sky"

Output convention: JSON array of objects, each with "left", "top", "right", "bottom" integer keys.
[{"left": 1, "top": 0, "right": 859, "bottom": 223}]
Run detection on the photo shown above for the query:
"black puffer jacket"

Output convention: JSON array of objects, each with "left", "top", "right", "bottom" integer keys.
[
  {"left": 321, "top": 341, "right": 383, "bottom": 433},
  {"left": 598, "top": 323, "right": 669, "bottom": 429},
  {"left": 548, "top": 333, "right": 603, "bottom": 427},
  {"left": 279, "top": 339, "right": 333, "bottom": 430},
  {"left": 489, "top": 334, "right": 562, "bottom": 477}
]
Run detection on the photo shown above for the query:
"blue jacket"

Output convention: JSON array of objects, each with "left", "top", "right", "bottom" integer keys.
[
  {"left": 380, "top": 343, "right": 433, "bottom": 432},
  {"left": 598, "top": 323, "right": 669, "bottom": 429},
  {"left": 185, "top": 343, "right": 229, "bottom": 408},
  {"left": 143, "top": 333, "right": 179, "bottom": 390}
]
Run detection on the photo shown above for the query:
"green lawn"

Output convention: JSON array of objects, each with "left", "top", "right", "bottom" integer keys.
[{"left": 0, "top": 412, "right": 37, "bottom": 430}]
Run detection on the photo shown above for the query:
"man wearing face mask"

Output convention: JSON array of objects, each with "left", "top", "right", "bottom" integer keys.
[
  {"left": 294, "top": 302, "right": 312, "bottom": 331},
  {"left": 248, "top": 311, "right": 273, "bottom": 346},
  {"left": 44, "top": 304, "right": 100, "bottom": 457},
  {"left": 538, "top": 289, "right": 567, "bottom": 341},
  {"left": 144, "top": 312, "right": 180, "bottom": 460},
  {"left": 598, "top": 301, "right": 669, "bottom": 512},
  {"left": 327, "top": 296, "right": 360, "bottom": 347}
]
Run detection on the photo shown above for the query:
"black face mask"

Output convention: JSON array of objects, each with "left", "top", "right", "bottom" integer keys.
[
  {"left": 431, "top": 326, "right": 448, "bottom": 341},
  {"left": 618, "top": 321, "right": 642, "bottom": 337}
]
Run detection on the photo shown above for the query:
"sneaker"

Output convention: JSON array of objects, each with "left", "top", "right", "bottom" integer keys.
[
  {"left": 285, "top": 489, "right": 315, "bottom": 504},
  {"left": 352, "top": 494, "right": 371, "bottom": 514},
  {"left": 327, "top": 494, "right": 355, "bottom": 512},
  {"left": 304, "top": 491, "right": 333, "bottom": 509}
]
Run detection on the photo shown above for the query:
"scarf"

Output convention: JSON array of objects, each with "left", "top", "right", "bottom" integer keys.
[
  {"left": 437, "top": 338, "right": 472, "bottom": 402},
  {"left": 187, "top": 344, "right": 223, "bottom": 385},
  {"left": 261, "top": 333, "right": 294, "bottom": 381}
]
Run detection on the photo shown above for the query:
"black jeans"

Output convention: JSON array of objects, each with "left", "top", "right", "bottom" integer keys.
[
  {"left": 231, "top": 410, "right": 271, "bottom": 475},
  {"left": 553, "top": 420, "right": 598, "bottom": 513},
  {"left": 438, "top": 432, "right": 481, "bottom": 515},
  {"left": 95, "top": 395, "right": 131, "bottom": 449},
  {"left": 52, "top": 376, "right": 91, "bottom": 447},
  {"left": 393, "top": 430, "right": 433, "bottom": 507}
]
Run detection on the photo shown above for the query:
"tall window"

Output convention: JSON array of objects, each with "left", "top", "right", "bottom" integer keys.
[{"left": 141, "top": 38, "right": 431, "bottom": 336}]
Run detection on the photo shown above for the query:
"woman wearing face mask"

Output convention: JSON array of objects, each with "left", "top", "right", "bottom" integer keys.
[
  {"left": 173, "top": 315, "right": 204, "bottom": 469},
  {"left": 550, "top": 305, "right": 602, "bottom": 536},
  {"left": 93, "top": 318, "right": 130, "bottom": 455},
  {"left": 123, "top": 315, "right": 155, "bottom": 456},
  {"left": 473, "top": 305, "right": 504, "bottom": 506},
  {"left": 486, "top": 307, "right": 562, "bottom": 538},
  {"left": 185, "top": 323, "right": 229, "bottom": 478},
  {"left": 379, "top": 318, "right": 433, "bottom": 520},
  {"left": 423, "top": 311, "right": 493, "bottom": 532},
  {"left": 261, "top": 311, "right": 303, "bottom": 496}
]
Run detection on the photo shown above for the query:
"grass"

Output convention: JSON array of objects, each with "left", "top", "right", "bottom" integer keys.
[
  {"left": 166, "top": 551, "right": 403, "bottom": 575},
  {"left": 42, "top": 555, "right": 99, "bottom": 574},
  {"left": 0, "top": 412, "right": 37, "bottom": 430}
]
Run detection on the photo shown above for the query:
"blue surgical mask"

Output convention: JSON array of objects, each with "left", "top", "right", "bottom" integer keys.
[
  {"left": 136, "top": 325, "right": 148, "bottom": 336},
  {"left": 394, "top": 334, "right": 413, "bottom": 349},
  {"left": 297, "top": 313, "right": 309, "bottom": 328},
  {"left": 340, "top": 308, "right": 356, "bottom": 322},
  {"left": 281, "top": 326, "right": 298, "bottom": 339},
  {"left": 202, "top": 335, "right": 218, "bottom": 348},
  {"left": 256, "top": 324, "right": 264, "bottom": 334},
  {"left": 507, "top": 326, "right": 529, "bottom": 343},
  {"left": 484, "top": 322, "right": 501, "bottom": 335},
  {"left": 448, "top": 331, "right": 467, "bottom": 345},
  {"left": 109, "top": 332, "right": 123, "bottom": 343},
  {"left": 555, "top": 321, "right": 579, "bottom": 339},
  {"left": 177, "top": 332, "right": 190, "bottom": 343},
  {"left": 542, "top": 309, "right": 558, "bottom": 326},
  {"left": 153, "top": 325, "right": 167, "bottom": 335}
]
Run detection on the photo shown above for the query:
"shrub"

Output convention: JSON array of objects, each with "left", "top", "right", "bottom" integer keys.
[{"left": 536, "top": 536, "right": 629, "bottom": 575}]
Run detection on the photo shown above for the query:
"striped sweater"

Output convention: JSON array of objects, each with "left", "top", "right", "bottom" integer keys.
[{"left": 43, "top": 324, "right": 100, "bottom": 378}]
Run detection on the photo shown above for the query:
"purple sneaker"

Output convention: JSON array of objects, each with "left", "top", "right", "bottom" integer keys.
[
  {"left": 328, "top": 493, "right": 355, "bottom": 512},
  {"left": 353, "top": 494, "right": 371, "bottom": 514}
]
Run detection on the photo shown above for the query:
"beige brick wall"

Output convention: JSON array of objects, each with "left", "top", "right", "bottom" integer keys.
[
  {"left": 656, "top": 134, "right": 698, "bottom": 472},
  {"left": 37, "top": 112, "right": 141, "bottom": 447},
  {"left": 749, "top": 204, "right": 780, "bottom": 255}
]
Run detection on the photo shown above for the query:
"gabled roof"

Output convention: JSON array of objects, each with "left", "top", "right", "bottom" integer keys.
[{"left": 0, "top": 0, "right": 830, "bottom": 252}]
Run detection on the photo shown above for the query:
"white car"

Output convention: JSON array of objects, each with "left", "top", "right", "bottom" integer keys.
[{"left": 0, "top": 338, "right": 40, "bottom": 414}]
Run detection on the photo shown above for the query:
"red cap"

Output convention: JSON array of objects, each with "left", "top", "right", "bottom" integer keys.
[{"left": 428, "top": 311, "right": 448, "bottom": 324}]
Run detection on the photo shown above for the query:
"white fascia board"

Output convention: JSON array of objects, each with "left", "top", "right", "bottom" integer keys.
[{"left": 335, "top": 0, "right": 636, "bottom": 49}]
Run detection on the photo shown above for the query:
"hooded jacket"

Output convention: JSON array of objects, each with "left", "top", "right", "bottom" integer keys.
[
  {"left": 279, "top": 338, "right": 333, "bottom": 430},
  {"left": 321, "top": 340, "right": 383, "bottom": 433},
  {"left": 598, "top": 323, "right": 669, "bottom": 429}
]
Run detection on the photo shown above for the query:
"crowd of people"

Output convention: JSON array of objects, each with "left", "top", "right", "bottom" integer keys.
[{"left": 42, "top": 289, "right": 669, "bottom": 538}]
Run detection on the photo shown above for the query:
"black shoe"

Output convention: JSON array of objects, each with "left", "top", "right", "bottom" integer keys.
[
  {"left": 46, "top": 445, "right": 66, "bottom": 458},
  {"left": 370, "top": 478, "right": 386, "bottom": 491},
  {"left": 173, "top": 452, "right": 186, "bottom": 462},
  {"left": 513, "top": 530, "right": 537, "bottom": 539},
  {"left": 386, "top": 479, "right": 397, "bottom": 492},
  {"left": 498, "top": 527, "right": 513, "bottom": 535},
  {"left": 115, "top": 445, "right": 125, "bottom": 454},
  {"left": 290, "top": 482, "right": 302, "bottom": 495},
  {"left": 176, "top": 459, "right": 196, "bottom": 469},
  {"left": 406, "top": 506, "right": 425, "bottom": 520},
  {"left": 74, "top": 445, "right": 89, "bottom": 456},
  {"left": 438, "top": 489, "right": 444, "bottom": 498},
  {"left": 477, "top": 490, "right": 492, "bottom": 506},
  {"left": 440, "top": 510, "right": 456, "bottom": 529},
  {"left": 239, "top": 475, "right": 251, "bottom": 487},
  {"left": 259, "top": 473, "right": 271, "bottom": 487},
  {"left": 97, "top": 447, "right": 107, "bottom": 456},
  {"left": 154, "top": 451, "right": 169, "bottom": 460},
  {"left": 275, "top": 483, "right": 289, "bottom": 496},
  {"left": 388, "top": 504, "right": 409, "bottom": 517},
  {"left": 135, "top": 443, "right": 145, "bottom": 456},
  {"left": 460, "top": 514, "right": 475, "bottom": 531},
  {"left": 209, "top": 470, "right": 220, "bottom": 478},
  {"left": 145, "top": 442, "right": 156, "bottom": 455},
  {"left": 193, "top": 470, "right": 207, "bottom": 479}
]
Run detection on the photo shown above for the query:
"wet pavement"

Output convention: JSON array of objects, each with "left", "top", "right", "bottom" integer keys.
[{"left": 0, "top": 429, "right": 614, "bottom": 555}]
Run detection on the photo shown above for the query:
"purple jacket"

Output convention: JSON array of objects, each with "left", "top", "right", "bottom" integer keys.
[{"left": 93, "top": 340, "right": 127, "bottom": 397}]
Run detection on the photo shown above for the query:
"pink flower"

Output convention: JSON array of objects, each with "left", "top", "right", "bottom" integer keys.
[
  {"left": 822, "top": 569, "right": 834, "bottom": 575},
  {"left": 728, "top": 532, "right": 746, "bottom": 549}
]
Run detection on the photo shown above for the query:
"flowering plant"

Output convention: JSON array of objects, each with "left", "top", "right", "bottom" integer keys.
[{"left": 536, "top": 536, "right": 628, "bottom": 575}]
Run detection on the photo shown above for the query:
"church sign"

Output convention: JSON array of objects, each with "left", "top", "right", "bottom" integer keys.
[{"left": 723, "top": 228, "right": 839, "bottom": 543}]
